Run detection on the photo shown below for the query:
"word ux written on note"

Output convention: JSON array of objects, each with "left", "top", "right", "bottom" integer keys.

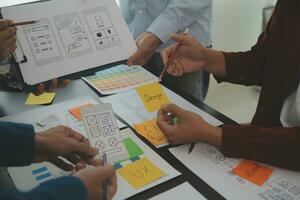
[
  {"left": 134, "top": 119, "right": 168, "bottom": 146},
  {"left": 232, "top": 160, "right": 273, "bottom": 186},
  {"left": 118, "top": 157, "right": 165, "bottom": 189},
  {"left": 136, "top": 83, "right": 170, "bottom": 113}
]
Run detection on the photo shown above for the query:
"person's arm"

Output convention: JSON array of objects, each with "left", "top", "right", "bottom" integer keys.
[
  {"left": 0, "top": 121, "right": 35, "bottom": 166},
  {"left": 147, "top": 0, "right": 211, "bottom": 44},
  {"left": 221, "top": 125, "right": 300, "bottom": 171},
  {"left": 0, "top": 176, "right": 87, "bottom": 200},
  {"left": 128, "top": 0, "right": 211, "bottom": 66}
]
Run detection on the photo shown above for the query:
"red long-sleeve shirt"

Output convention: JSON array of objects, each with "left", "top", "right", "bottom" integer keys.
[{"left": 217, "top": 0, "right": 300, "bottom": 171}]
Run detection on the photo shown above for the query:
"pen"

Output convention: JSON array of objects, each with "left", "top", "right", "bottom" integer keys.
[
  {"left": 159, "top": 28, "right": 190, "bottom": 80},
  {"left": 8, "top": 20, "right": 39, "bottom": 27},
  {"left": 188, "top": 143, "right": 195, "bottom": 154},
  {"left": 102, "top": 153, "right": 109, "bottom": 200}
]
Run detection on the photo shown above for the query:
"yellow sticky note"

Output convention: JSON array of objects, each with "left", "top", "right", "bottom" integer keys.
[
  {"left": 136, "top": 83, "right": 170, "bottom": 113},
  {"left": 25, "top": 92, "right": 56, "bottom": 105},
  {"left": 134, "top": 119, "right": 168, "bottom": 146},
  {"left": 118, "top": 157, "right": 165, "bottom": 189}
]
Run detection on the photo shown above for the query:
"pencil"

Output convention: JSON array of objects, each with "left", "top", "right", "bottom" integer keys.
[
  {"left": 159, "top": 28, "right": 190, "bottom": 80},
  {"left": 8, "top": 20, "right": 39, "bottom": 27},
  {"left": 102, "top": 153, "right": 109, "bottom": 200},
  {"left": 188, "top": 143, "right": 195, "bottom": 154}
]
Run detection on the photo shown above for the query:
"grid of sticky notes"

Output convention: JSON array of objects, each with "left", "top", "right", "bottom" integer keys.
[
  {"left": 136, "top": 82, "right": 170, "bottom": 113},
  {"left": 118, "top": 157, "right": 165, "bottom": 189},
  {"left": 232, "top": 160, "right": 273, "bottom": 186},
  {"left": 25, "top": 92, "right": 56, "bottom": 105},
  {"left": 134, "top": 119, "right": 168, "bottom": 147},
  {"left": 82, "top": 65, "right": 158, "bottom": 95},
  {"left": 68, "top": 103, "right": 93, "bottom": 121}
]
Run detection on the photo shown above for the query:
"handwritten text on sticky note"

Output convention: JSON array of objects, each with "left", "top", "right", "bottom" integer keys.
[
  {"left": 25, "top": 92, "right": 56, "bottom": 105},
  {"left": 134, "top": 119, "right": 168, "bottom": 146},
  {"left": 68, "top": 103, "right": 93, "bottom": 121},
  {"left": 232, "top": 160, "right": 273, "bottom": 186},
  {"left": 118, "top": 157, "right": 165, "bottom": 189},
  {"left": 136, "top": 83, "right": 170, "bottom": 113}
]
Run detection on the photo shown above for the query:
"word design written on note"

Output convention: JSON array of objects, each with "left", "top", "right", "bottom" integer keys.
[
  {"left": 136, "top": 83, "right": 170, "bottom": 113},
  {"left": 118, "top": 157, "right": 165, "bottom": 189},
  {"left": 232, "top": 160, "right": 273, "bottom": 186},
  {"left": 134, "top": 119, "right": 168, "bottom": 147}
]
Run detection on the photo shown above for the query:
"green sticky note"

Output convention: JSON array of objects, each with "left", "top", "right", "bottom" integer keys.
[{"left": 123, "top": 138, "right": 144, "bottom": 159}]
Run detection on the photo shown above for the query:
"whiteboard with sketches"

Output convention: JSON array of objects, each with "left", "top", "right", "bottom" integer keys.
[{"left": 2, "top": 0, "right": 137, "bottom": 85}]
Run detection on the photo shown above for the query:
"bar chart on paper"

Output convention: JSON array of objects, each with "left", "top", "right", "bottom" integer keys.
[{"left": 82, "top": 65, "right": 159, "bottom": 94}]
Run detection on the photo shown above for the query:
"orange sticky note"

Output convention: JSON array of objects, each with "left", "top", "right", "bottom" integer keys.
[
  {"left": 68, "top": 103, "right": 93, "bottom": 121},
  {"left": 136, "top": 83, "right": 170, "bottom": 113},
  {"left": 134, "top": 119, "right": 168, "bottom": 146},
  {"left": 232, "top": 160, "right": 273, "bottom": 186}
]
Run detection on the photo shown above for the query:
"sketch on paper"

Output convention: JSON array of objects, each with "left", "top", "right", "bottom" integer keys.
[
  {"left": 83, "top": 7, "right": 121, "bottom": 50},
  {"left": 54, "top": 12, "right": 93, "bottom": 57},
  {"left": 23, "top": 18, "right": 63, "bottom": 65}
]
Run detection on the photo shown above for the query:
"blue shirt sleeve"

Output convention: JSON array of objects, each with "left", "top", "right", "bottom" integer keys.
[
  {"left": 0, "top": 176, "right": 87, "bottom": 200},
  {"left": 0, "top": 121, "right": 35, "bottom": 167},
  {"left": 146, "top": 0, "right": 211, "bottom": 43}
]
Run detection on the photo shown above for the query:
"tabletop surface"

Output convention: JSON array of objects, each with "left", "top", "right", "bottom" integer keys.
[{"left": 0, "top": 73, "right": 238, "bottom": 200}]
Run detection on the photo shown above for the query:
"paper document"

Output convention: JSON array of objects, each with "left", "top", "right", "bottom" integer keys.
[
  {"left": 169, "top": 144, "right": 300, "bottom": 200},
  {"left": 100, "top": 85, "right": 223, "bottom": 127},
  {"left": 82, "top": 65, "right": 159, "bottom": 95},
  {"left": 149, "top": 182, "right": 207, "bottom": 200},
  {"left": 2, "top": 0, "right": 136, "bottom": 84},
  {"left": 0, "top": 0, "right": 42, "bottom": 8}
]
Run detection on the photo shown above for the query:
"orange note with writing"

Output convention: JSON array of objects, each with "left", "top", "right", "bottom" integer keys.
[
  {"left": 232, "top": 160, "right": 273, "bottom": 186},
  {"left": 134, "top": 119, "right": 168, "bottom": 146},
  {"left": 68, "top": 103, "right": 93, "bottom": 121}
]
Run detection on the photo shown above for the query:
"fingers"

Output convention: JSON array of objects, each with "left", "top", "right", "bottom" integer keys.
[
  {"left": 156, "top": 108, "right": 174, "bottom": 135},
  {"left": 109, "top": 172, "right": 117, "bottom": 199},
  {"left": 170, "top": 34, "right": 186, "bottom": 44},
  {"left": 127, "top": 49, "right": 144, "bottom": 66},
  {"left": 0, "top": 27, "right": 17, "bottom": 43},
  {"left": 161, "top": 104, "right": 185, "bottom": 117},
  {"left": 96, "top": 165, "right": 115, "bottom": 183}
]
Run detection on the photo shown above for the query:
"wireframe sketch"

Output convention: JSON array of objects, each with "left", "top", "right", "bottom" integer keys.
[
  {"left": 83, "top": 7, "right": 121, "bottom": 50},
  {"left": 53, "top": 12, "right": 93, "bottom": 57},
  {"left": 23, "top": 18, "right": 63, "bottom": 65}
]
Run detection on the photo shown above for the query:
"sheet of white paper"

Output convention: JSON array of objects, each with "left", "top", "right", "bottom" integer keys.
[
  {"left": 0, "top": 0, "right": 41, "bottom": 8},
  {"left": 1, "top": 97, "right": 180, "bottom": 199},
  {"left": 149, "top": 182, "right": 207, "bottom": 200},
  {"left": 100, "top": 85, "right": 223, "bottom": 127},
  {"left": 169, "top": 144, "right": 300, "bottom": 200},
  {"left": 81, "top": 104, "right": 128, "bottom": 163},
  {"left": 2, "top": 0, "right": 137, "bottom": 84}
]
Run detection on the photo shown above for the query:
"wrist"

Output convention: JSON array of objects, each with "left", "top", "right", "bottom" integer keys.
[
  {"left": 204, "top": 126, "right": 222, "bottom": 147},
  {"left": 136, "top": 32, "right": 162, "bottom": 53},
  {"left": 34, "top": 133, "right": 46, "bottom": 161}
]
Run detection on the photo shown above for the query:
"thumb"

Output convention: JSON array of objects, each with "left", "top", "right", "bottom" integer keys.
[
  {"left": 127, "top": 50, "right": 143, "bottom": 66},
  {"left": 161, "top": 103, "right": 185, "bottom": 117},
  {"left": 170, "top": 34, "right": 185, "bottom": 44}
]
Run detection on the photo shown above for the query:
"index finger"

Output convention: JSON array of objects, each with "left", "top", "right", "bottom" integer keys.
[
  {"left": 0, "top": 20, "right": 13, "bottom": 30},
  {"left": 156, "top": 108, "right": 174, "bottom": 135}
]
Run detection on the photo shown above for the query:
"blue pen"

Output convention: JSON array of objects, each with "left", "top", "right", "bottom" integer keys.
[{"left": 102, "top": 153, "right": 109, "bottom": 200}]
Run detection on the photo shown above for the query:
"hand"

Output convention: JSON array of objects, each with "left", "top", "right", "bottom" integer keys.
[
  {"left": 0, "top": 19, "right": 17, "bottom": 62},
  {"left": 34, "top": 78, "right": 71, "bottom": 95},
  {"left": 127, "top": 32, "right": 162, "bottom": 66},
  {"left": 73, "top": 164, "right": 117, "bottom": 200},
  {"left": 161, "top": 34, "right": 208, "bottom": 76},
  {"left": 157, "top": 104, "right": 222, "bottom": 146},
  {"left": 35, "top": 126, "right": 97, "bottom": 171}
]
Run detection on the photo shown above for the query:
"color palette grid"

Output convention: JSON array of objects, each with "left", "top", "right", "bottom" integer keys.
[{"left": 82, "top": 65, "right": 159, "bottom": 95}]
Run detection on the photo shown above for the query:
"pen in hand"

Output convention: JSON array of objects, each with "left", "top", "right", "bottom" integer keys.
[
  {"left": 102, "top": 153, "right": 109, "bottom": 200},
  {"left": 8, "top": 20, "right": 39, "bottom": 27},
  {"left": 159, "top": 28, "right": 190, "bottom": 80}
]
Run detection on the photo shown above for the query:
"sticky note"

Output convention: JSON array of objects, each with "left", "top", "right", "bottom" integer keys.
[
  {"left": 68, "top": 103, "right": 93, "bottom": 121},
  {"left": 134, "top": 119, "right": 168, "bottom": 146},
  {"left": 232, "top": 160, "right": 273, "bottom": 186},
  {"left": 123, "top": 138, "right": 144, "bottom": 159},
  {"left": 25, "top": 92, "right": 56, "bottom": 105},
  {"left": 118, "top": 157, "right": 165, "bottom": 189},
  {"left": 136, "top": 83, "right": 170, "bottom": 113}
]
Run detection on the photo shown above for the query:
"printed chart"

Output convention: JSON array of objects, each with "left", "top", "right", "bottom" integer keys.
[{"left": 82, "top": 65, "right": 159, "bottom": 94}]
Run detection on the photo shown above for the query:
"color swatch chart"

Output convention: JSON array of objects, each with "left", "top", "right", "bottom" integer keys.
[{"left": 82, "top": 65, "right": 159, "bottom": 94}]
